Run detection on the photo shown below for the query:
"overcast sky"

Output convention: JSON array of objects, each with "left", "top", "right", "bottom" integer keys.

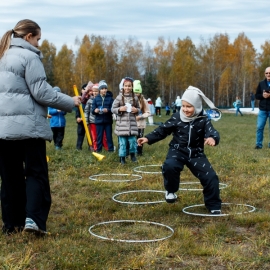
[{"left": 0, "top": 0, "right": 268, "bottom": 53}]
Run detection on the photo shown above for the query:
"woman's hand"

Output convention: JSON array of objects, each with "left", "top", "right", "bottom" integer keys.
[{"left": 73, "top": 96, "right": 82, "bottom": 107}]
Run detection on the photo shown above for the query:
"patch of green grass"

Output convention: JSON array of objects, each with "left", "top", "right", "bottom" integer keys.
[{"left": 1, "top": 111, "right": 270, "bottom": 269}]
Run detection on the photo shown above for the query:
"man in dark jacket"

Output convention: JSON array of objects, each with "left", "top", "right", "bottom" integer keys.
[{"left": 255, "top": 67, "right": 270, "bottom": 149}]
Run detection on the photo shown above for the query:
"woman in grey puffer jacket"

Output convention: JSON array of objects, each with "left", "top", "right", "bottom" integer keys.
[{"left": 0, "top": 19, "right": 81, "bottom": 235}]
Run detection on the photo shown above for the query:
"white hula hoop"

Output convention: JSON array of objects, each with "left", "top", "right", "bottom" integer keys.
[
  {"left": 112, "top": 190, "right": 166, "bottom": 205},
  {"left": 89, "top": 174, "right": 142, "bottom": 182},
  {"left": 182, "top": 202, "right": 256, "bottom": 217},
  {"left": 179, "top": 182, "right": 228, "bottom": 191},
  {"left": 133, "top": 165, "right": 162, "bottom": 174},
  {"left": 88, "top": 220, "right": 174, "bottom": 243}
]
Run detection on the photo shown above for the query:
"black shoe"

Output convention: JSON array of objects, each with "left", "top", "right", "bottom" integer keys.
[
  {"left": 2, "top": 225, "right": 24, "bottom": 235},
  {"left": 120, "top": 157, "right": 126, "bottom": 164},
  {"left": 130, "top": 153, "right": 137, "bottom": 162},
  {"left": 255, "top": 146, "right": 262, "bottom": 149},
  {"left": 210, "top": 210, "right": 221, "bottom": 215}
]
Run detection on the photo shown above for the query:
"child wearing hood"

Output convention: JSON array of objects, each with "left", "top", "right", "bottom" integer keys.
[{"left": 138, "top": 86, "right": 222, "bottom": 214}]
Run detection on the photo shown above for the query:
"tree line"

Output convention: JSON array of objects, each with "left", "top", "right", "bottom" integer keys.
[{"left": 39, "top": 32, "right": 270, "bottom": 107}]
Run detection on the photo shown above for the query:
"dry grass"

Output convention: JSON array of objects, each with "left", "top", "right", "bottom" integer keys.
[{"left": 1, "top": 111, "right": 270, "bottom": 269}]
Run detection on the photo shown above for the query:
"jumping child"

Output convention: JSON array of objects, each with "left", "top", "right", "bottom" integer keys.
[{"left": 137, "top": 86, "right": 222, "bottom": 214}]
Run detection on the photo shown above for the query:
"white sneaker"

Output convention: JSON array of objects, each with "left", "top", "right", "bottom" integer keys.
[
  {"left": 165, "top": 191, "right": 177, "bottom": 203},
  {"left": 24, "top": 218, "right": 47, "bottom": 235}
]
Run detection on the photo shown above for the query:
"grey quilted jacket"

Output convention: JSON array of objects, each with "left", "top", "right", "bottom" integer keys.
[
  {"left": 0, "top": 38, "right": 74, "bottom": 141},
  {"left": 111, "top": 93, "right": 140, "bottom": 136}
]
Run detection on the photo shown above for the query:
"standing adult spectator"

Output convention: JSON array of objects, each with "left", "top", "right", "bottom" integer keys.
[
  {"left": 255, "top": 67, "right": 270, "bottom": 149},
  {"left": 155, "top": 97, "right": 162, "bottom": 117},
  {"left": 175, "top": 96, "right": 182, "bottom": 112},
  {"left": 250, "top": 92, "right": 255, "bottom": 111},
  {"left": 0, "top": 19, "right": 81, "bottom": 235}
]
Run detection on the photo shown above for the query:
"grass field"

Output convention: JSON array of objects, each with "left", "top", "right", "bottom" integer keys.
[{"left": 1, "top": 111, "right": 270, "bottom": 270}]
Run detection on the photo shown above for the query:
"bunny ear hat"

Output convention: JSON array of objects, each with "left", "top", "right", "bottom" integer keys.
[{"left": 180, "top": 86, "right": 222, "bottom": 122}]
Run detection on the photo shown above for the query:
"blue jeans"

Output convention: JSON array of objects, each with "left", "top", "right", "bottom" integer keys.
[
  {"left": 256, "top": 110, "right": 270, "bottom": 148},
  {"left": 235, "top": 106, "right": 243, "bottom": 116},
  {"left": 251, "top": 100, "right": 255, "bottom": 111},
  {"left": 118, "top": 136, "right": 137, "bottom": 157}
]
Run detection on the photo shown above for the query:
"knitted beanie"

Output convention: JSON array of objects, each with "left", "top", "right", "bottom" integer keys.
[
  {"left": 98, "top": 80, "right": 108, "bottom": 90},
  {"left": 92, "top": 83, "right": 99, "bottom": 90},
  {"left": 133, "top": 80, "right": 142, "bottom": 93}
]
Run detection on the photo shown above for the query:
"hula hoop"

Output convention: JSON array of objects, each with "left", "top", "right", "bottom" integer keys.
[
  {"left": 112, "top": 190, "right": 166, "bottom": 205},
  {"left": 133, "top": 165, "right": 162, "bottom": 174},
  {"left": 89, "top": 174, "right": 142, "bottom": 182},
  {"left": 88, "top": 220, "right": 174, "bottom": 243},
  {"left": 182, "top": 203, "right": 256, "bottom": 217},
  {"left": 179, "top": 182, "right": 228, "bottom": 191}
]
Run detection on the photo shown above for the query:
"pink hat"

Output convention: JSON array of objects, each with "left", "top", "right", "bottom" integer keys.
[
  {"left": 85, "top": 81, "right": 94, "bottom": 91},
  {"left": 92, "top": 83, "right": 99, "bottom": 90}
]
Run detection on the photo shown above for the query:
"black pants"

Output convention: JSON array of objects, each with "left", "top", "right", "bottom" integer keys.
[
  {"left": 162, "top": 148, "right": 221, "bottom": 211},
  {"left": 0, "top": 139, "right": 51, "bottom": 231},
  {"left": 51, "top": 127, "right": 65, "bottom": 147},
  {"left": 76, "top": 122, "right": 85, "bottom": 150},
  {"left": 137, "top": 128, "right": 144, "bottom": 154}
]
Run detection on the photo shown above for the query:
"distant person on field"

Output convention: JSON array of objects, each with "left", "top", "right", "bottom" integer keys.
[
  {"left": 133, "top": 80, "right": 150, "bottom": 156},
  {"left": 112, "top": 77, "right": 140, "bottom": 164},
  {"left": 250, "top": 92, "right": 255, "bottom": 111},
  {"left": 234, "top": 96, "right": 243, "bottom": 116},
  {"left": 255, "top": 67, "right": 270, "bottom": 149},
  {"left": 175, "top": 95, "right": 182, "bottom": 112},
  {"left": 147, "top": 98, "right": 155, "bottom": 125},
  {"left": 137, "top": 86, "right": 222, "bottom": 215},
  {"left": 48, "top": 86, "right": 67, "bottom": 150},
  {"left": 0, "top": 19, "right": 81, "bottom": 235},
  {"left": 155, "top": 96, "right": 162, "bottom": 117}
]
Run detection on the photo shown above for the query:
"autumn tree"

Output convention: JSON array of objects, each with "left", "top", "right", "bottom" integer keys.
[
  {"left": 258, "top": 40, "right": 270, "bottom": 77},
  {"left": 73, "top": 35, "right": 92, "bottom": 88},
  {"left": 171, "top": 37, "right": 197, "bottom": 100},
  {"left": 39, "top": 39, "right": 56, "bottom": 86},
  {"left": 153, "top": 37, "right": 174, "bottom": 102},
  {"left": 196, "top": 33, "right": 233, "bottom": 104},
  {"left": 117, "top": 37, "right": 143, "bottom": 81},
  {"left": 232, "top": 33, "right": 257, "bottom": 106},
  {"left": 54, "top": 44, "right": 74, "bottom": 95}
]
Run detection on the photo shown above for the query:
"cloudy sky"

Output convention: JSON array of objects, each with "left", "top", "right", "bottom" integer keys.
[{"left": 0, "top": 0, "right": 268, "bottom": 53}]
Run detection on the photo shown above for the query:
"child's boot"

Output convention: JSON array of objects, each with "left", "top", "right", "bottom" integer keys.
[
  {"left": 120, "top": 157, "right": 126, "bottom": 164},
  {"left": 130, "top": 153, "right": 137, "bottom": 162}
]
